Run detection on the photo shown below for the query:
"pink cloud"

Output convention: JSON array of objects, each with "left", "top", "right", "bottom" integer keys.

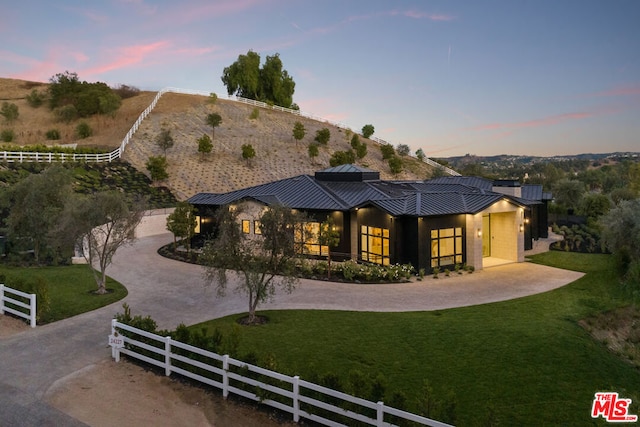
[
  {"left": 472, "top": 111, "right": 595, "bottom": 132},
  {"left": 592, "top": 84, "right": 640, "bottom": 97},
  {"left": 402, "top": 10, "right": 455, "bottom": 21},
  {"left": 80, "top": 41, "right": 171, "bottom": 77}
]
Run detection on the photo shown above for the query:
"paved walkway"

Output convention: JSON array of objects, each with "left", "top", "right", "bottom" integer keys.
[{"left": 0, "top": 232, "right": 581, "bottom": 425}]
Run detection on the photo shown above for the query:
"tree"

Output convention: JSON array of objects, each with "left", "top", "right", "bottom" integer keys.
[
  {"left": 0, "top": 102, "right": 19, "bottom": 122},
  {"left": 388, "top": 156, "right": 403, "bottom": 174},
  {"left": 200, "top": 204, "right": 305, "bottom": 324},
  {"left": 350, "top": 133, "right": 360, "bottom": 149},
  {"left": 396, "top": 144, "right": 411, "bottom": 156},
  {"left": 6, "top": 165, "right": 73, "bottom": 264},
  {"left": 197, "top": 134, "right": 213, "bottom": 159},
  {"left": 166, "top": 201, "right": 197, "bottom": 253},
  {"left": 206, "top": 113, "right": 222, "bottom": 141},
  {"left": 318, "top": 216, "right": 340, "bottom": 279},
  {"left": 156, "top": 128, "right": 174, "bottom": 157},
  {"left": 48, "top": 71, "right": 81, "bottom": 109},
  {"left": 222, "top": 50, "right": 296, "bottom": 108},
  {"left": 356, "top": 142, "right": 368, "bottom": 160},
  {"left": 259, "top": 53, "right": 296, "bottom": 108},
  {"left": 242, "top": 143, "right": 255, "bottom": 165},
  {"left": 600, "top": 199, "right": 640, "bottom": 277},
  {"left": 146, "top": 156, "right": 169, "bottom": 181},
  {"left": 552, "top": 179, "right": 585, "bottom": 213},
  {"left": 416, "top": 148, "right": 426, "bottom": 161},
  {"left": 292, "top": 121, "right": 305, "bottom": 146},
  {"left": 59, "top": 192, "right": 145, "bottom": 294},
  {"left": 330, "top": 150, "right": 355, "bottom": 167},
  {"left": 48, "top": 71, "right": 121, "bottom": 116},
  {"left": 308, "top": 143, "right": 319, "bottom": 164},
  {"left": 380, "top": 144, "right": 395, "bottom": 160},
  {"left": 579, "top": 193, "right": 610, "bottom": 220},
  {"left": 362, "top": 124, "right": 375, "bottom": 139},
  {"left": 314, "top": 128, "right": 330, "bottom": 145}
]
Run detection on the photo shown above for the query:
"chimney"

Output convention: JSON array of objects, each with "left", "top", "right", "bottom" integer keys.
[{"left": 492, "top": 179, "right": 521, "bottom": 198}]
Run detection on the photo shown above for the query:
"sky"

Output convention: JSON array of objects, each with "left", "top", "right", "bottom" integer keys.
[{"left": 2, "top": 0, "right": 639, "bottom": 157}]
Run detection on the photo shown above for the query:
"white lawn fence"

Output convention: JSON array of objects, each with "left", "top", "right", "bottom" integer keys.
[
  {"left": 110, "top": 320, "right": 452, "bottom": 427},
  {"left": 0, "top": 284, "right": 36, "bottom": 328}
]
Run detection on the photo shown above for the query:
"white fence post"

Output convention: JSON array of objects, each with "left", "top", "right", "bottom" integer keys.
[
  {"left": 293, "top": 375, "right": 300, "bottom": 422},
  {"left": 377, "top": 401, "right": 385, "bottom": 426},
  {"left": 29, "top": 293, "right": 36, "bottom": 328},
  {"left": 0, "top": 284, "right": 4, "bottom": 315},
  {"left": 222, "top": 354, "right": 229, "bottom": 399},
  {"left": 165, "top": 336, "right": 172, "bottom": 376},
  {"left": 111, "top": 319, "right": 120, "bottom": 362}
]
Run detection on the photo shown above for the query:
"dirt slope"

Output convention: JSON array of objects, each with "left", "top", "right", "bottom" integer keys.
[{"left": 0, "top": 78, "right": 437, "bottom": 200}]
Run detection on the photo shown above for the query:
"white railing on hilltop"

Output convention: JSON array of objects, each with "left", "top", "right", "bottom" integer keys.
[
  {"left": 110, "top": 320, "right": 451, "bottom": 427},
  {"left": 3, "top": 87, "right": 459, "bottom": 176}
]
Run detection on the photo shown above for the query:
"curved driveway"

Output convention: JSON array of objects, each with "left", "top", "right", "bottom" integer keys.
[{"left": 0, "top": 232, "right": 583, "bottom": 425}]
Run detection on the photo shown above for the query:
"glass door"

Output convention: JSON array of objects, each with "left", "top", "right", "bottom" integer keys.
[{"left": 482, "top": 214, "right": 491, "bottom": 257}]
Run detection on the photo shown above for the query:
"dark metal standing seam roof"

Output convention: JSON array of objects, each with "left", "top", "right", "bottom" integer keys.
[
  {"left": 425, "top": 176, "right": 494, "bottom": 190},
  {"left": 187, "top": 168, "right": 532, "bottom": 217},
  {"left": 187, "top": 175, "right": 347, "bottom": 210}
]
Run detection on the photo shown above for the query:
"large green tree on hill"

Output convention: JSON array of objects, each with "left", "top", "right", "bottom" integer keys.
[
  {"left": 221, "top": 50, "right": 296, "bottom": 108},
  {"left": 48, "top": 71, "right": 121, "bottom": 117}
]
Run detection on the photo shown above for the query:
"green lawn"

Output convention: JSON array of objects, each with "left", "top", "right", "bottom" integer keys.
[
  {"left": 1, "top": 264, "right": 127, "bottom": 323},
  {"left": 191, "top": 252, "right": 640, "bottom": 426}
]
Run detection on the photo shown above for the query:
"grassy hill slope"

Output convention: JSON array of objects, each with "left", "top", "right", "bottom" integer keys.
[{"left": 0, "top": 78, "right": 437, "bottom": 200}]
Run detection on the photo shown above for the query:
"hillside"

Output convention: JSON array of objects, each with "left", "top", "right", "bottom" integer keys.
[{"left": 0, "top": 78, "right": 437, "bottom": 200}]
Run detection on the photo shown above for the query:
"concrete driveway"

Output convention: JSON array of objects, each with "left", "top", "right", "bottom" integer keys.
[{"left": 0, "top": 232, "right": 582, "bottom": 425}]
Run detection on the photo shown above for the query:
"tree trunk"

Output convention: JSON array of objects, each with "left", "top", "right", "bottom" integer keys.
[{"left": 327, "top": 253, "right": 332, "bottom": 279}]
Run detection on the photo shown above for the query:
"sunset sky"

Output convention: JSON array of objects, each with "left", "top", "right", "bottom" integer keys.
[{"left": 2, "top": 0, "right": 639, "bottom": 157}]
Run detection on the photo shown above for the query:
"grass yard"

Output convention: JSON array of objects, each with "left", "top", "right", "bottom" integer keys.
[
  {"left": 191, "top": 252, "right": 640, "bottom": 426},
  {"left": 1, "top": 264, "right": 127, "bottom": 324}
]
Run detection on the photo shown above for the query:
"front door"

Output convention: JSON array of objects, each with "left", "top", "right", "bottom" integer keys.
[{"left": 482, "top": 214, "right": 491, "bottom": 257}]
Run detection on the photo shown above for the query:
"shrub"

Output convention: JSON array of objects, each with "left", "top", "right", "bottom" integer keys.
[
  {"left": 75, "top": 121, "right": 93, "bottom": 139},
  {"left": 0, "top": 102, "right": 19, "bottom": 122},
  {"left": 249, "top": 107, "right": 259, "bottom": 120},
  {"left": 314, "top": 128, "right": 330, "bottom": 145},
  {"left": 45, "top": 129, "right": 61, "bottom": 140},
  {"left": 207, "top": 92, "right": 218, "bottom": 104},
  {"left": 145, "top": 155, "right": 169, "bottom": 181},
  {"left": 55, "top": 105, "right": 78, "bottom": 123},
  {"left": 329, "top": 150, "right": 355, "bottom": 167},
  {"left": 350, "top": 133, "right": 360, "bottom": 149},
  {"left": 356, "top": 142, "right": 367, "bottom": 159},
  {"left": 380, "top": 144, "right": 395, "bottom": 159},
  {"left": 26, "top": 89, "right": 45, "bottom": 107},
  {"left": 1, "top": 129, "right": 15, "bottom": 142},
  {"left": 388, "top": 156, "right": 403, "bottom": 174},
  {"left": 112, "top": 84, "right": 140, "bottom": 99}
]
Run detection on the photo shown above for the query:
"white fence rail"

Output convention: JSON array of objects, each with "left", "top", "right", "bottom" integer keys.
[
  {"left": 110, "top": 320, "right": 452, "bottom": 427},
  {"left": 4, "top": 86, "right": 459, "bottom": 176},
  {"left": 0, "top": 284, "right": 36, "bottom": 328}
]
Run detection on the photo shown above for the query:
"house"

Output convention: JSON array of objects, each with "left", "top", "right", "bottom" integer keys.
[{"left": 188, "top": 165, "right": 550, "bottom": 273}]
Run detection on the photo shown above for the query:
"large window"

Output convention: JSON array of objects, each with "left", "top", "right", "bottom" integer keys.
[
  {"left": 295, "top": 222, "right": 328, "bottom": 256},
  {"left": 431, "top": 227, "right": 463, "bottom": 268},
  {"left": 361, "top": 225, "right": 390, "bottom": 265}
]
